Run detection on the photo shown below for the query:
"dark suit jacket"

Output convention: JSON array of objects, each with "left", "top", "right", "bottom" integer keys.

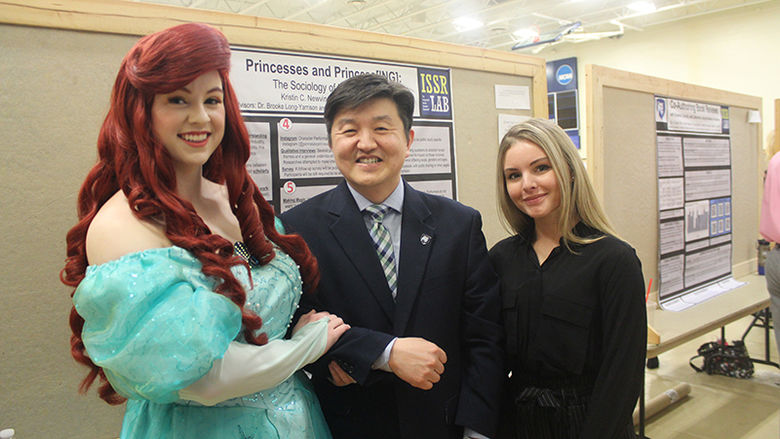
[{"left": 280, "top": 180, "right": 503, "bottom": 439}]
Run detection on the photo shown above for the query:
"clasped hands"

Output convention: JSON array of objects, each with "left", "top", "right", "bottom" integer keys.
[
  {"left": 329, "top": 337, "right": 447, "bottom": 390},
  {"left": 293, "top": 309, "right": 350, "bottom": 352}
]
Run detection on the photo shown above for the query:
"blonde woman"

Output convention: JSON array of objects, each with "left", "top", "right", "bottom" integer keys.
[{"left": 489, "top": 118, "right": 646, "bottom": 439}]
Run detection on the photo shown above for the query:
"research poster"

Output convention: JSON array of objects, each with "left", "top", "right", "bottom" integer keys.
[
  {"left": 654, "top": 96, "right": 733, "bottom": 305},
  {"left": 229, "top": 47, "right": 456, "bottom": 213}
]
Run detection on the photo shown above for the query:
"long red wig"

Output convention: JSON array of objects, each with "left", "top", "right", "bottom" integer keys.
[{"left": 60, "top": 23, "right": 318, "bottom": 405}]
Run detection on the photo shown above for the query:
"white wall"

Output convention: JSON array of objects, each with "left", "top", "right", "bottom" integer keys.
[{"left": 536, "top": 1, "right": 780, "bottom": 158}]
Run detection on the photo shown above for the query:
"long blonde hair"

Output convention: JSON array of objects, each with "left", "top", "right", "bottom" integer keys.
[
  {"left": 496, "top": 118, "right": 617, "bottom": 249},
  {"left": 767, "top": 130, "right": 779, "bottom": 159}
]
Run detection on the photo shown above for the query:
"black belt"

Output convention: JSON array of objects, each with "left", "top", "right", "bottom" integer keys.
[{"left": 511, "top": 375, "right": 593, "bottom": 408}]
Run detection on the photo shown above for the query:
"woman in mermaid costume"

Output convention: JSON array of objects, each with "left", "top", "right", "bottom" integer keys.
[{"left": 61, "top": 23, "right": 349, "bottom": 438}]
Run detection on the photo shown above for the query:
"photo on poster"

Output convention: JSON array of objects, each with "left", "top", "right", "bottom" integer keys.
[
  {"left": 709, "top": 197, "right": 731, "bottom": 237},
  {"left": 655, "top": 97, "right": 667, "bottom": 123}
]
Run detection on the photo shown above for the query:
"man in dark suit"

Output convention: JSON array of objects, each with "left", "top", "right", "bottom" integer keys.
[{"left": 280, "top": 74, "right": 502, "bottom": 439}]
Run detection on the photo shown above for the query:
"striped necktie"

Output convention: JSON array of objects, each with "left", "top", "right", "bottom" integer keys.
[{"left": 364, "top": 204, "right": 398, "bottom": 297}]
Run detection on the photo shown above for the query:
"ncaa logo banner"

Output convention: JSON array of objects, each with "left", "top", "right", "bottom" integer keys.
[
  {"left": 546, "top": 57, "right": 578, "bottom": 93},
  {"left": 556, "top": 65, "right": 574, "bottom": 86}
]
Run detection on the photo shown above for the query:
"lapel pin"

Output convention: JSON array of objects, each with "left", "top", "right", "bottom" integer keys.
[{"left": 420, "top": 234, "right": 432, "bottom": 246}]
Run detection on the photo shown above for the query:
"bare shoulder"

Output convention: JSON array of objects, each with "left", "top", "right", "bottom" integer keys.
[{"left": 86, "top": 191, "right": 171, "bottom": 265}]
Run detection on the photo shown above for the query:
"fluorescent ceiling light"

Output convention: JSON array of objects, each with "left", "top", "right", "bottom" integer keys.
[
  {"left": 512, "top": 27, "right": 540, "bottom": 42},
  {"left": 628, "top": 1, "right": 656, "bottom": 14},
  {"left": 453, "top": 16, "right": 483, "bottom": 32}
]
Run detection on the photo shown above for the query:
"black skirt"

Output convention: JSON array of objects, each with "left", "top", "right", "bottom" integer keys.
[{"left": 499, "top": 379, "right": 635, "bottom": 439}]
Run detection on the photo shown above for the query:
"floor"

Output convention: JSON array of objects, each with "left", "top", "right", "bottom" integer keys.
[{"left": 639, "top": 313, "right": 780, "bottom": 439}]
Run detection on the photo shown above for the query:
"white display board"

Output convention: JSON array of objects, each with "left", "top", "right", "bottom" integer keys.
[{"left": 654, "top": 96, "right": 737, "bottom": 309}]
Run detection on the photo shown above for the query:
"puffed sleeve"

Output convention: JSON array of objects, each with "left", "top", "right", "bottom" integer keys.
[{"left": 73, "top": 247, "right": 241, "bottom": 404}]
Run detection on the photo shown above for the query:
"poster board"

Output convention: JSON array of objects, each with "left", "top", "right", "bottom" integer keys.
[
  {"left": 585, "top": 65, "right": 762, "bottom": 305},
  {"left": 0, "top": 1, "right": 546, "bottom": 437},
  {"left": 0, "top": 0, "right": 546, "bottom": 245}
]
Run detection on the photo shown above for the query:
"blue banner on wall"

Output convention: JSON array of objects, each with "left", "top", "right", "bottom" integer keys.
[
  {"left": 547, "top": 57, "right": 580, "bottom": 147},
  {"left": 547, "top": 57, "right": 578, "bottom": 93}
]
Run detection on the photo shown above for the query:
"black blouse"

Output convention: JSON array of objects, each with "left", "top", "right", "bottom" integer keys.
[{"left": 489, "top": 223, "right": 647, "bottom": 439}]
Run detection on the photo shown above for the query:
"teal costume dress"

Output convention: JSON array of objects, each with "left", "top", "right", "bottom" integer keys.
[{"left": 73, "top": 229, "right": 332, "bottom": 438}]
